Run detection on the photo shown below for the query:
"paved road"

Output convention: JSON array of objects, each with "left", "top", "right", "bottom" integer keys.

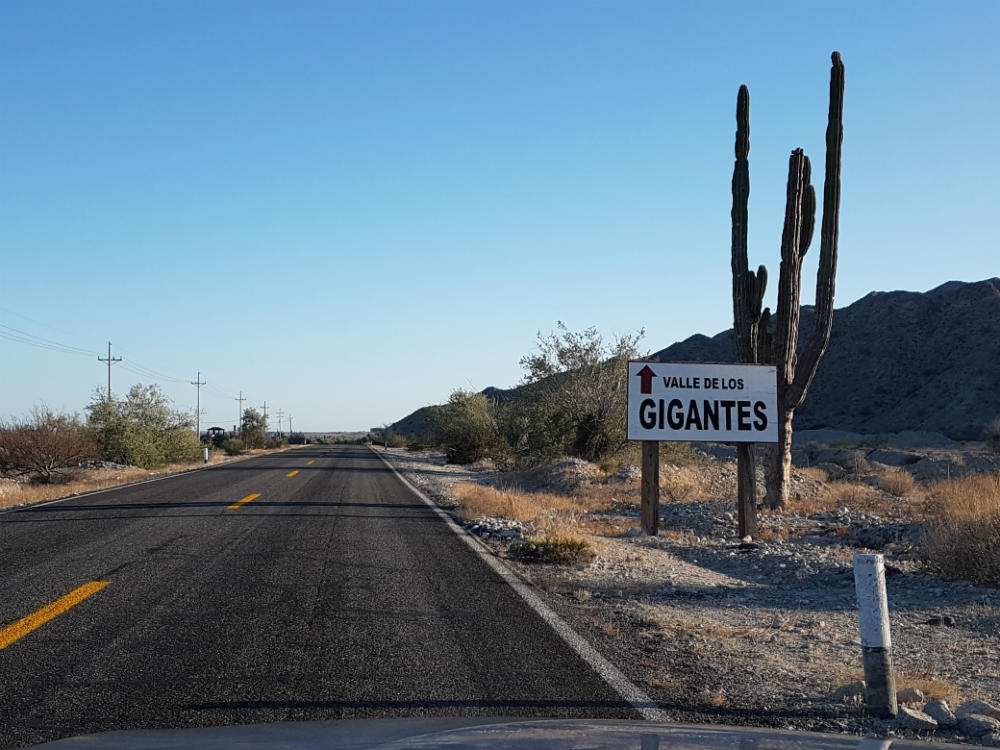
[{"left": 0, "top": 445, "right": 638, "bottom": 748}]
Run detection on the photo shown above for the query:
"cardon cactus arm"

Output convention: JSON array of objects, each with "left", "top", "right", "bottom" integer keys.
[
  {"left": 787, "top": 51, "right": 845, "bottom": 409},
  {"left": 732, "top": 85, "right": 766, "bottom": 364},
  {"left": 773, "top": 149, "right": 815, "bottom": 387}
]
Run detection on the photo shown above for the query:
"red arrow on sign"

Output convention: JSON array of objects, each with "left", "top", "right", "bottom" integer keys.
[{"left": 636, "top": 365, "right": 656, "bottom": 395}]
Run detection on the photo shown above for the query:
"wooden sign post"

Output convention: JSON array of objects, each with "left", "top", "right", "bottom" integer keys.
[
  {"left": 627, "top": 362, "right": 777, "bottom": 540},
  {"left": 641, "top": 441, "right": 660, "bottom": 535}
]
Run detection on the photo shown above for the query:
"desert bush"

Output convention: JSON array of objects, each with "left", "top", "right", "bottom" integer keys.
[
  {"left": 0, "top": 407, "right": 96, "bottom": 483},
  {"left": 508, "top": 534, "right": 595, "bottom": 564},
  {"left": 517, "top": 322, "right": 644, "bottom": 463},
  {"left": 877, "top": 468, "right": 918, "bottom": 497},
  {"left": 86, "top": 385, "right": 200, "bottom": 468},
  {"left": 921, "top": 474, "right": 1000, "bottom": 586},
  {"left": 288, "top": 432, "right": 306, "bottom": 445},
  {"left": 222, "top": 438, "right": 244, "bottom": 456},
  {"left": 432, "top": 390, "right": 505, "bottom": 464}
]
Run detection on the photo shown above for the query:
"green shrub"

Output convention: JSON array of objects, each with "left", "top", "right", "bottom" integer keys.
[
  {"left": 508, "top": 535, "right": 595, "bottom": 565},
  {"left": 288, "top": 432, "right": 306, "bottom": 445},
  {"left": 432, "top": 390, "right": 505, "bottom": 464},
  {"left": 222, "top": 438, "right": 244, "bottom": 456},
  {"left": 86, "top": 384, "right": 200, "bottom": 468}
]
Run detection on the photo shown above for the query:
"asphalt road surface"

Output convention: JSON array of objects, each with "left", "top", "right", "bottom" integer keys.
[{"left": 0, "top": 445, "right": 639, "bottom": 748}]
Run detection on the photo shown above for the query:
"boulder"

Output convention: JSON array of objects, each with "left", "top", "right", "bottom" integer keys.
[
  {"left": 924, "top": 699, "right": 958, "bottom": 728},
  {"left": 958, "top": 700, "right": 1000, "bottom": 720},
  {"left": 897, "top": 706, "right": 938, "bottom": 732},
  {"left": 958, "top": 714, "right": 1000, "bottom": 737},
  {"left": 833, "top": 680, "right": 866, "bottom": 702},
  {"left": 896, "top": 687, "right": 926, "bottom": 705}
]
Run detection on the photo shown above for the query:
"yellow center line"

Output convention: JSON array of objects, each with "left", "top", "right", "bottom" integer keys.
[
  {"left": 286, "top": 470, "right": 300, "bottom": 477},
  {"left": 306, "top": 460, "right": 315, "bottom": 465},
  {"left": 228, "top": 493, "right": 261, "bottom": 509},
  {"left": 0, "top": 581, "right": 110, "bottom": 650}
]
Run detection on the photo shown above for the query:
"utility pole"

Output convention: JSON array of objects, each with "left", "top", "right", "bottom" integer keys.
[
  {"left": 191, "top": 372, "right": 206, "bottom": 441},
  {"left": 276, "top": 409, "right": 284, "bottom": 439},
  {"left": 97, "top": 341, "right": 122, "bottom": 401},
  {"left": 287, "top": 415, "right": 293, "bottom": 435},
  {"left": 235, "top": 391, "right": 246, "bottom": 436},
  {"left": 262, "top": 401, "right": 269, "bottom": 438}
]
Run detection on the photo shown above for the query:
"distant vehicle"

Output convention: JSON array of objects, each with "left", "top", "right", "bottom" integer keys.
[{"left": 203, "top": 426, "right": 227, "bottom": 447}]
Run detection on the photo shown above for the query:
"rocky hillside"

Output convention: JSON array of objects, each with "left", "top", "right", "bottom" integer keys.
[
  {"left": 652, "top": 278, "right": 1000, "bottom": 440},
  {"left": 391, "top": 279, "right": 1000, "bottom": 442}
]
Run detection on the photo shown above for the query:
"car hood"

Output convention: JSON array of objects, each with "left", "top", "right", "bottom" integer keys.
[{"left": 30, "top": 717, "right": 937, "bottom": 750}]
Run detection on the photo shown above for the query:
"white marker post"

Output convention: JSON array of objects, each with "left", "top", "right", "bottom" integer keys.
[{"left": 854, "top": 554, "right": 897, "bottom": 718}]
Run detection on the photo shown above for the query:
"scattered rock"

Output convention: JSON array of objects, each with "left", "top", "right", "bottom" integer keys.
[
  {"left": 958, "top": 714, "right": 1000, "bottom": 737},
  {"left": 897, "top": 706, "right": 938, "bottom": 732},
  {"left": 833, "top": 681, "right": 866, "bottom": 702},
  {"left": 924, "top": 700, "right": 958, "bottom": 729},
  {"left": 958, "top": 700, "right": 1000, "bottom": 720},
  {"left": 464, "top": 517, "right": 523, "bottom": 542},
  {"left": 625, "top": 528, "right": 646, "bottom": 538},
  {"left": 925, "top": 614, "right": 956, "bottom": 626},
  {"left": 986, "top": 732, "right": 1000, "bottom": 747},
  {"left": 896, "top": 687, "right": 926, "bottom": 705}
]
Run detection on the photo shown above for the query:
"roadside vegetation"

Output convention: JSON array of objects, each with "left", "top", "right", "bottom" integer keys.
[
  {"left": 921, "top": 473, "right": 1000, "bottom": 586},
  {"left": 430, "top": 322, "right": 644, "bottom": 469},
  {"left": 0, "top": 383, "right": 300, "bottom": 510}
]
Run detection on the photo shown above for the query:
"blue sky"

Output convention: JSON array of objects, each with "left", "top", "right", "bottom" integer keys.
[{"left": 1, "top": 1, "right": 997, "bottom": 431}]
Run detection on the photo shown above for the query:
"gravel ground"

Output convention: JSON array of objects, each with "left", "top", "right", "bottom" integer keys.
[{"left": 380, "top": 446, "right": 1000, "bottom": 745}]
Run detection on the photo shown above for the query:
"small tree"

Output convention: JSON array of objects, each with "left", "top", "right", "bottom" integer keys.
[
  {"left": 518, "top": 322, "right": 644, "bottom": 462},
  {"left": 0, "top": 407, "right": 96, "bottom": 483},
  {"left": 86, "top": 384, "right": 200, "bottom": 467},
  {"left": 432, "top": 390, "right": 503, "bottom": 464},
  {"left": 241, "top": 408, "right": 267, "bottom": 449}
]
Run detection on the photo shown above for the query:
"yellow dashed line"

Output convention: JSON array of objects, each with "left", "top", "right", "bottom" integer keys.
[
  {"left": 228, "top": 493, "right": 261, "bottom": 509},
  {"left": 0, "top": 581, "right": 110, "bottom": 650},
  {"left": 306, "top": 460, "right": 315, "bottom": 465},
  {"left": 286, "top": 470, "right": 300, "bottom": 477}
]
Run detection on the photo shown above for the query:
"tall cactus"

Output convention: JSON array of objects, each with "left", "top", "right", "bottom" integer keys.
[
  {"left": 730, "top": 85, "right": 769, "bottom": 534},
  {"left": 731, "top": 52, "right": 845, "bottom": 510}
]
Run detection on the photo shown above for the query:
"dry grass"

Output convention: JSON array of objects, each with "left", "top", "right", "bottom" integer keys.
[
  {"left": 921, "top": 474, "right": 1000, "bottom": 585},
  {"left": 0, "top": 467, "right": 150, "bottom": 509},
  {"left": 660, "top": 465, "right": 709, "bottom": 503},
  {"left": 509, "top": 534, "right": 595, "bottom": 564},
  {"left": 451, "top": 481, "right": 616, "bottom": 536},
  {"left": 833, "top": 667, "right": 964, "bottom": 706},
  {"left": 755, "top": 526, "right": 792, "bottom": 541},
  {"left": 824, "top": 480, "right": 882, "bottom": 509},
  {"left": 797, "top": 466, "right": 829, "bottom": 482},
  {"left": 877, "top": 468, "right": 919, "bottom": 498}
]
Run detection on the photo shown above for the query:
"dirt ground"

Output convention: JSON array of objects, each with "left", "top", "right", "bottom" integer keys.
[{"left": 380, "top": 446, "right": 1000, "bottom": 744}]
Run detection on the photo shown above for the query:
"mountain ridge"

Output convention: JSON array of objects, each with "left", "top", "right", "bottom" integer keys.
[{"left": 390, "top": 278, "right": 1000, "bottom": 442}]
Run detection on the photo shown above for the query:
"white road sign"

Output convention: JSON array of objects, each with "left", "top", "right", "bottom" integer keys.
[{"left": 627, "top": 362, "right": 778, "bottom": 443}]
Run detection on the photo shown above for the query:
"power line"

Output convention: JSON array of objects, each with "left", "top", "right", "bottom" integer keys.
[{"left": 97, "top": 341, "right": 122, "bottom": 400}]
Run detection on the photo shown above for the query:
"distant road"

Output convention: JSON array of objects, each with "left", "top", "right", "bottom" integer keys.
[{"left": 0, "top": 445, "right": 639, "bottom": 748}]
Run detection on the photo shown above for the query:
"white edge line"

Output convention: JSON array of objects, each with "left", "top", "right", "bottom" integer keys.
[
  {"left": 0, "top": 447, "right": 297, "bottom": 516},
  {"left": 371, "top": 446, "right": 670, "bottom": 722}
]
